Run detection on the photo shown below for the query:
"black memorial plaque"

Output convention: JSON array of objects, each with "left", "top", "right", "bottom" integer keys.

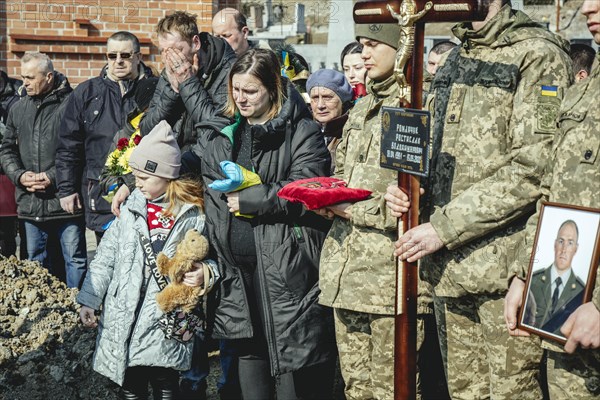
[{"left": 380, "top": 107, "right": 431, "bottom": 177}]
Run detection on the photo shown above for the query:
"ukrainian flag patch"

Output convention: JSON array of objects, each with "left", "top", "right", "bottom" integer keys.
[{"left": 541, "top": 85, "right": 558, "bottom": 97}]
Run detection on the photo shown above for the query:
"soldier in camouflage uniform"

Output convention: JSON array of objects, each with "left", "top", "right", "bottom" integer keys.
[
  {"left": 317, "top": 23, "right": 435, "bottom": 400},
  {"left": 392, "top": 0, "right": 572, "bottom": 398},
  {"left": 505, "top": 0, "right": 600, "bottom": 397}
]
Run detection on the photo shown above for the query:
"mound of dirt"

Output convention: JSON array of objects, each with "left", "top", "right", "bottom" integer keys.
[{"left": 0, "top": 255, "right": 119, "bottom": 399}]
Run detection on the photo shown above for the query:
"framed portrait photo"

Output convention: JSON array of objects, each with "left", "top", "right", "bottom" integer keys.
[{"left": 518, "top": 202, "right": 600, "bottom": 344}]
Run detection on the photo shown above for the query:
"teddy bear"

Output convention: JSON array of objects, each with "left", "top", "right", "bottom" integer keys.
[{"left": 155, "top": 229, "right": 211, "bottom": 313}]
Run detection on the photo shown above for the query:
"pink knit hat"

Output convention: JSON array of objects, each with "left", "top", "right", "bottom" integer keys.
[{"left": 128, "top": 120, "right": 181, "bottom": 179}]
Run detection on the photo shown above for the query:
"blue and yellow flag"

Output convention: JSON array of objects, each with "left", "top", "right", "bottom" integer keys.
[
  {"left": 208, "top": 161, "right": 262, "bottom": 218},
  {"left": 541, "top": 85, "right": 558, "bottom": 97},
  {"left": 281, "top": 51, "right": 296, "bottom": 80}
]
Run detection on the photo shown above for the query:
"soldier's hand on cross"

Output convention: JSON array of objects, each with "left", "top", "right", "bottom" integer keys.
[{"left": 393, "top": 222, "right": 443, "bottom": 262}]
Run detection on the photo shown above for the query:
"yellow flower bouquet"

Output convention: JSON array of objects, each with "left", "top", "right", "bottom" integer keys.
[
  {"left": 101, "top": 132, "right": 141, "bottom": 202},
  {"left": 105, "top": 133, "right": 141, "bottom": 175}
]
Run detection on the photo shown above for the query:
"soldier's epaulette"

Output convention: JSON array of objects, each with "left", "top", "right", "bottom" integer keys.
[{"left": 532, "top": 269, "right": 544, "bottom": 276}]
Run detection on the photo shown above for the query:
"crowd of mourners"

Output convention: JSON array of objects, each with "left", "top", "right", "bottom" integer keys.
[{"left": 0, "top": 0, "right": 599, "bottom": 399}]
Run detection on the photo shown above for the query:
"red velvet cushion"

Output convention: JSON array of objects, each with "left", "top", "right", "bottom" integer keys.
[{"left": 277, "top": 177, "right": 372, "bottom": 210}]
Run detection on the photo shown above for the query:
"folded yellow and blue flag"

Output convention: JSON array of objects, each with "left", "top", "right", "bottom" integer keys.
[
  {"left": 208, "top": 161, "right": 262, "bottom": 218},
  {"left": 541, "top": 85, "right": 558, "bottom": 97}
]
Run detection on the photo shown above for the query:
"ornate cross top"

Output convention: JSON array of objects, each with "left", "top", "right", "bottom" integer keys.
[{"left": 387, "top": 0, "right": 433, "bottom": 97}]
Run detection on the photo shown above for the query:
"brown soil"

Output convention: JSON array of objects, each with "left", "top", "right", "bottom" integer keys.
[{"left": 0, "top": 255, "right": 220, "bottom": 399}]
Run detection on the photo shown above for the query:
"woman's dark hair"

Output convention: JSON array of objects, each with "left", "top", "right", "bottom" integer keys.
[
  {"left": 223, "top": 48, "right": 284, "bottom": 120},
  {"left": 340, "top": 42, "right": 363, "bottom": 68}
]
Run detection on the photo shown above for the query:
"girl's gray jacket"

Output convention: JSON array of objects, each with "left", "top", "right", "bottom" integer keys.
[{"left": 76, "top": 189, "right": 217, "bottom": 386}]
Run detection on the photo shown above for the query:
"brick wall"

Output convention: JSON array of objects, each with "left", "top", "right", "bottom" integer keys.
[{"left": 1, "top": 0, "right": 239, "bottom": 85}]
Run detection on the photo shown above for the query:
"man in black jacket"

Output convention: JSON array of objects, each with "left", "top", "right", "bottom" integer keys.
[
  {"left": 55, "top": 31, "right": 153, "bottom": 242},
  {"left": 0, "top": 52, "right": 87, "bottom": 288}
]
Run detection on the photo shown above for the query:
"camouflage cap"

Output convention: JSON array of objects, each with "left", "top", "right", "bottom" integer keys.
[{"left": 355, "top": 23, "right": 400, "bottom": 50}]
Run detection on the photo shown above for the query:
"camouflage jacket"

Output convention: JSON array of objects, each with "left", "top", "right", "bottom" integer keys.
[
  {"left": 319, "top": 76, "right": 432, "bottom": 315},
  {"left": 513, "top": 56, "right": 600, "bottom": 314},
  {"left": 423, "top": 5, "right": 572, "bottom": 297}
]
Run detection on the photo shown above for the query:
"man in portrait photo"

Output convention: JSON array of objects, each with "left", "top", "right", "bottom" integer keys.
[{"left": 524, "top": 220, "right": 586, "bottom": 336}]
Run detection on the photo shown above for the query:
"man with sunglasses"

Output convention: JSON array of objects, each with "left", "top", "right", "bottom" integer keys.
[{"left": 56, "top": 31, "right": 154, "bottom": 243}]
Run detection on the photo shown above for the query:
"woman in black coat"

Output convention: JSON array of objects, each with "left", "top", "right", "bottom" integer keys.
[{"left": 201, "top": 49, "right": 336, "bottom": 399}]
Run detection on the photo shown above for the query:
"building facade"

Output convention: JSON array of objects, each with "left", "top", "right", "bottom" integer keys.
[{"left": 1, "top": 0, "right": 239, "bottom": 85}]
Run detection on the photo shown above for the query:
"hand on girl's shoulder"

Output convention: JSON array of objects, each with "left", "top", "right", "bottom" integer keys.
[{"left": 111, "top": 184, "right": 132, "bottom": 218}]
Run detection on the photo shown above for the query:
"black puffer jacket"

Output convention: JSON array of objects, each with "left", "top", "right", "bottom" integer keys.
[
  {"left": 140, "top": 33, "right": 236, "bottom": 153},
  {"left": 56, "top": 64, "right": 154, "bottom": 232},
  {"left": 202, "top": 81, "right": 336, "bottom": 376},
  {"left": 0, "top": 72, "right": 75, "bottom": 221}
]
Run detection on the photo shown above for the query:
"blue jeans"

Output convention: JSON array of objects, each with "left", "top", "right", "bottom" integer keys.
[{"left": 24, "top": 218, "right": 87, "bottom": 288}]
